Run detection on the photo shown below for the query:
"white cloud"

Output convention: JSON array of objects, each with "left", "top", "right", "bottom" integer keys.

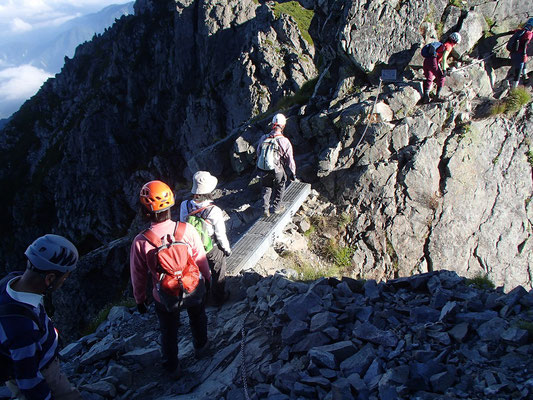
[
  {"left": 0, "top": 1, "right": 126, "bottom": 32},
  {"left": 0, "top": 65, "right": 52, "bottom": 101},
  {"left": 10, "top": 18, "right": 33, "bottom": 33}
]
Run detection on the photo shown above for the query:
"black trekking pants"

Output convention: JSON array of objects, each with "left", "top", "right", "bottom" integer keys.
[
  {"left": 207, "top": 244, "right": 227, "bottom": 303},
  {"left": 154, "top": 300, "right": 207, "bottom": 372},
  {"left": 260, "top": 168, "right": 287, "bottom": 212}
]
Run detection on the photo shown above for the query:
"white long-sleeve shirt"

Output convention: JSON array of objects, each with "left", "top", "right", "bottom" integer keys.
[{"left": 179, "top": 199, "right": 231, "bottom": 254}]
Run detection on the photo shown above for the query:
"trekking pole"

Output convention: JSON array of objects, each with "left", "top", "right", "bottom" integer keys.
[{"left": 240, "top": 310, "right": 253, "bottom": 400}]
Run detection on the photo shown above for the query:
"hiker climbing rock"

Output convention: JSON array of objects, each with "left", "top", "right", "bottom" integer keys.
[
  {"left": 421, "top": 32, "right": 462, "bottom": 103},
  {"left": 179, "top": 171, "right": 231, "bottom": 306},
  {"left": 256, "top": 113, "right": 296, "bottom": 217},
  {"left": 0, "top": 235, "right": 83, "bottom": 400},
  {"left": 130, "top": 180, "right": 211, "bottom": 379},
  {"left": 507, "top": 18, "right": 533, "bottom": 89}
]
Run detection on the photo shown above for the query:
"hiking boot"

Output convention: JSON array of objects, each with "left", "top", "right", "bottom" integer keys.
[
  {"left": 274, "top": 205, "right": 286, "bottom": 214},
  {"left": 168, "top": 365, "right": 181, "bottom": 380},
  {"left": 194, "top": 340, "right": 210, "bottom": 359},
  {"left": 434, "top": 88, "right": 444, "bottom": 102},
  {"left": 212, "top": 291, "right": 230, "bottom": 307},
  {"left": 420, "top": 94, "right": 430, "bottom": 104},
  {"left": 163, "top": 362, "right": 181, "bottom": 380},
  {"left": 263, "top": 210, "right": 270, "bottom": 218}
]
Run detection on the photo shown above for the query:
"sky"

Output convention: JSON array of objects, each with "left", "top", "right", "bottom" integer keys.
[
  {"left": 0, "top": 0, "right": 126, "bottom": 119},
  {"left": 0, "top": 0, "right": 122, "bottom": 35}
]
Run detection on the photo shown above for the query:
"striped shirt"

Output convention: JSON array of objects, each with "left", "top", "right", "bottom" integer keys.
[{"left": 0, "top": 275, "right": 58, "bottom": 400}]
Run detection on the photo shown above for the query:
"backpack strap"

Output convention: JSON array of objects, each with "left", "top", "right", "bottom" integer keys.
[
  {"left": 0, "top": 303, "right": 44, "bottom": 333},
  {"left": 142, "top": 229, "right": 163, "bottom": 248},
  {"left": 187, "top": 204, "right": 214, "bottom": 223},
  {"left": 174, "top": 221, "right": 187, "bottom": 242}
]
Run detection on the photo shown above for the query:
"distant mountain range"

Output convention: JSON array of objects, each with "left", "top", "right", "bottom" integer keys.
[{"left": 0, "top": 2, "right": 134, "bottom": 119}]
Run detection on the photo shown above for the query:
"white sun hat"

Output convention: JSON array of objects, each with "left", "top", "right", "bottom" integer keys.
[{"left": 191, "top": 171, "right": 218, "bottom": 195}]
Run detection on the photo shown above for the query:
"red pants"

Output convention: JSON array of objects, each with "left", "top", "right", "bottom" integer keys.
[{"left": 423, "top": 56, "right": 445, "bottom": 91}]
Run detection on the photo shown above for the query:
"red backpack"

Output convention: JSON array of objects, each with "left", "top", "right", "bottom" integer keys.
[{"left": 143, "top": 222, "right": 205, "bottom": 311}]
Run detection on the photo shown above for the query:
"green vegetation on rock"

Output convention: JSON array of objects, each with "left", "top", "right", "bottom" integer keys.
[
  {"left": 449, "top": 0, "right": 465, "bottom": 9},
  {"left": 291, "top": 255, "right": 341, "bottom": 282},
  {"left": 491, "top": 87, "right": 532, "bottom": 115},
  {"left": 275, "top": 77, "right": 318, "bottom": 111},
  {"left": 82, "top": 298, "right": 136, "bottom": 336},
  {"left": 466, "top": 273, "right": 495, "bottom": 290},
  {"left": 273, "top": 1, "right": 314, "bottom": 45}
]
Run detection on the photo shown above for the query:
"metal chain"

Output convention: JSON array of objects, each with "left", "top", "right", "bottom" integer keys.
[
  {"left": 451, "top": 42, "right": 507, "bottom": 73},
  {"left": 240, "top": 310, "right": 253, "bottom": 400}
]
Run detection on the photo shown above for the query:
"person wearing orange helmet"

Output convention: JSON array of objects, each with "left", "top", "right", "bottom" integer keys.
[{"left": 130, "top": 180, "right": 211, "bottom": 378}]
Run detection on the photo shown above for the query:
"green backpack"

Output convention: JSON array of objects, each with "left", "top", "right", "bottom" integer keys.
[{"left": 186, "top": 202, "right": 214, "bottom": 253}]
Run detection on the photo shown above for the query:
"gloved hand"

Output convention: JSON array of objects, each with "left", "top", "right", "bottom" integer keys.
[
  {"left": 223, "top": 249, "right": 232, "bottom": 257},
  {"left": 288, "top": 172, "right": 297, "bottom": 182},
  {"left": 137, "top": 302, "right": 148, "bottom": 314}
]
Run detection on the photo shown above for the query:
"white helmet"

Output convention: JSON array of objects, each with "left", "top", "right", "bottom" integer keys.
[
  {"left": 25, "top": 234, "right": 79, "bottom": 273},
  {"left": 449, "top": 32, "right": 461, "bottom": 44},
  {"left": 271, "top": 113, "right": 287, "bottom": 127}
]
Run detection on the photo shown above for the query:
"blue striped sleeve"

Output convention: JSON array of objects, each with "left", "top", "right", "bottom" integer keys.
[{"left": 0, "top": 313, "right": 53, "bottom": 400}]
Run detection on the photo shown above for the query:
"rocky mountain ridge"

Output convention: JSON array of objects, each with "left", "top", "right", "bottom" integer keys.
[
  {"left": 0, "top": 2, "right": 135, "bottom": 119},
  {"left": 0, "top": 0, "right": 532, "bottom": 350},
  {"left": 19, "top": 269, "right": 533, "bottom": 400}
]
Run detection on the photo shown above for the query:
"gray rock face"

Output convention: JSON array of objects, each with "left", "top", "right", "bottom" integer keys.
[
  {"left": 0, "top": 0, "right": 532, "bottom": 346},
  {"left": 52, "top": 270, "right": 533, "bottom": 400},
  {"left": 337, "top": 0, "right": 449, "bottom": 73},
  {"left": 0, "top": 0, "right": 316, "bottom": 270}
]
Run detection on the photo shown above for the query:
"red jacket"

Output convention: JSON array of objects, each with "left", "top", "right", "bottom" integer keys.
[{"left": 511, "top": 29, "right": 533, "bottom": 62}]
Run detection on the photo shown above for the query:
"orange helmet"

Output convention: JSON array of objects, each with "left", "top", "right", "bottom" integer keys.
[{"left": 140, "top": 180, "right": 175, "bottom": 212}]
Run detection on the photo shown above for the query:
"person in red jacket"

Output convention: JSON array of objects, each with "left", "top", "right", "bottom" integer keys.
[
  {"left": 130, "top": 180, "right": 211, "bottom": 378},
  {"left": 421, "top": 32, "right": 462, "bottom": 104},
  {"left": 509, "top": 19, "right": 533, "bottom": 89}
]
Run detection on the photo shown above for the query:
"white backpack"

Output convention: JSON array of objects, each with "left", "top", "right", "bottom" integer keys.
[{"left": 257, "top": 133, "right": 282, "bottom": 171}]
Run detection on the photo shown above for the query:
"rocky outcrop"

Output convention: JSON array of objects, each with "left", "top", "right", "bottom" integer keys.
[
  {"left": 47, "top": 270, "right": 533, "bottom": 399},
  {"left": 0, "top": 0, "right": 316, "bottom": 269},
  {"left": 232, "top": 0, "right": 533, "bottom": 290},
  {"left": 0, "top": 0, "right": 532, "bottom": 341}
]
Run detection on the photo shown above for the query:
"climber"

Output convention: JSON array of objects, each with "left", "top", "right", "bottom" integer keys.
[
  {"left": 421, "top": 32, "right": 462, "bottom": 104},
  {"left": 0, "top": 235, "right": 83, "bottom": 400},
  {"left": 179, "top": 171, "right": 231, "bottom": 306},
  {"left": 130, "top": 180, "right": 211, "bottom": 379},
  {"left": 507, "top": 18, "right": 533, "bottom": 89},
  {"left": 256, "top": 113, "right": 296, "bottom": 217}
]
